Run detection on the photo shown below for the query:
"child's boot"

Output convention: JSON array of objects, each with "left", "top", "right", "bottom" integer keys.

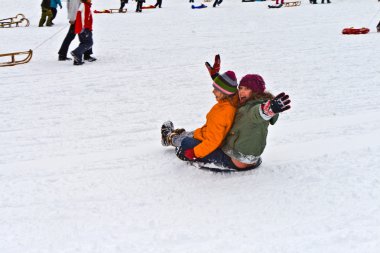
[{"left": 161, "top": 121, "right": 174, "bottom": 146}]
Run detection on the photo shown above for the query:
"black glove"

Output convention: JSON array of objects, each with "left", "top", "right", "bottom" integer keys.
[
  {"left": 205, "top": 54, "right": 221, "bottom": 80},
  {"left": 261, "top": 92, "right": 291, "bottom": 118},
  {"left": 270, "top": 92, "right": 291, "bottom": 113}
]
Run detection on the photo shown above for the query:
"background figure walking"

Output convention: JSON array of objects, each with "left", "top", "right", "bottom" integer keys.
[
  {"left": 155, "top": 0, "right": 162, "bottom": 8},
  {"left": 136, "top": 0, "right": 144, "bottom": 12},
  {"left": 58, "top": 0, "right": 94, "bottom": 61},
  {"left": 213, "top": 0, "right": 223, "bottom": 7},
  {"left": 50, "top": 0, "right": 62, "bottom": 25},
  {"left": 70, "top": 0, "right": 96, "bottom": 65},
  {"left": 119, "top": 0, "right": 128, "bottom": 12},
  {"left": 39, "top": 0, "right": 53, "bottom": 27}
]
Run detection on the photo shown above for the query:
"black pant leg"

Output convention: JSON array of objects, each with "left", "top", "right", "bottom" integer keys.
[{"left": 58, "top": 24, "right": 76, "bottom": 57}]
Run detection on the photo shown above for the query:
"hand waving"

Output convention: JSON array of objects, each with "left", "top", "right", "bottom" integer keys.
[{"left": 205, "top": 54, "right": 221, "bottom": 80}]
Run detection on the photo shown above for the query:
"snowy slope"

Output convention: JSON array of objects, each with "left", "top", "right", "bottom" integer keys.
[{"left": 1, "top": 0, "right": 380, "bottom": 252}]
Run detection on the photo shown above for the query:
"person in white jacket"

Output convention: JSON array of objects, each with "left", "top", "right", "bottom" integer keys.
[{"left": 58, "top": 0, "right": 95, "bottom": 62}]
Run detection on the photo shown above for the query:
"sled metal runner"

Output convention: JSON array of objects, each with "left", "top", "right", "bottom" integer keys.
[
  {"left": 284, "top": 1, "right": 301, "bottom": 7},
  {"left": 0, "top": 14, "right": 30, "bottom": 28},
  {"left": 0, "top": 50, "right": 33, "bottom": 67},
  {"left": 110, "top": 8, "right": 127, "bottom": 13}
]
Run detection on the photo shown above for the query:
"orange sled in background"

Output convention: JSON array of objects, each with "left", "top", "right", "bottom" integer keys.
[{"left": 342, "top": 27, "right": 370, "bottom": 35}]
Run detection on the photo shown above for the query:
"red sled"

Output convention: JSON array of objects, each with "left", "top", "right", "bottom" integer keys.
[
  {"left": 94, "top": 9, "right": 111, "bottom": 13},
  {"left": 142, "top": 5, "right": 156, "bottom": 9},
  {"left": 342, "top": 27, "right": 370, "bottom": 35}
]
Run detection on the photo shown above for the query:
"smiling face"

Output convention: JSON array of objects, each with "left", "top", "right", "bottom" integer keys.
[{"left": 238, "top": 85, "right": 253, "bottom": 104}]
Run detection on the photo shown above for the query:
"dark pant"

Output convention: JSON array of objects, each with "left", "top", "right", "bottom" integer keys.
[
  {"left": 176, "top": 137, "right": 241, "bottom": 170},
  {"left": 58, "top": 24, "right": 92, "bottom": 58},
  {"left": 213, "top": 0, "right": 223, "bottom": 7},
  {"left": 72, "top": 29, "right": 93, "bottom": 62},
  {"left": 39, "top": 7, "right": 53, "bottom": 26},
  {"left": 155, "top": 0, "right": 162, "bottom": 8},
  {"left": 51, "top": 8, "right": 57, "bottom": 20},
  {"left": 136, "top": 2, "right": 143, "bottom": 11},
  {"left": 120, "top": 0, "right": 128, "bottom": 9}
]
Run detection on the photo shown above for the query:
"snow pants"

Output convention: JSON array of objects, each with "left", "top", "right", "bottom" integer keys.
[
  {"left": 39, "top": 7, "right": 53, "bottom": 27},
  {"left": 176, "top": 137, "right": 241, "bottom": 170},
  {"left": 72, "top": 29, "right": 94, "bottom": 62},
  {"left": 58, "top": 24, "right": 93, "bottom": 59}
]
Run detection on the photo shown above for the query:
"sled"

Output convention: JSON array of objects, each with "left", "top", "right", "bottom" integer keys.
[
  {"left": 141, "top": 5, "right": 156, "bottom": 9},
  {"left": 0, "top": 49, "right": 33, "bottom": 67},
  {"left": 94, "top": 9, "right": 112, "bottom": 13},
  {"left": 191, "top": 158, "right": 262, "bottom": 174},
  {"left": 268, "top": 3, "right": 283, "bottom": 8},
  {"left": 110, "top": 8, "right": 127, "bottom": 13},
  {"left": 342, "top": 27, "right": 370, "bottom": 35},
  {"left": 191, "top": 4, "right": 208, "bottom": 9},
  {"left": 0, "top": 13, "right": 30, "bottom": 28},
  {"left": 284, "top": 1, "right": 301, "bottom": 7}
]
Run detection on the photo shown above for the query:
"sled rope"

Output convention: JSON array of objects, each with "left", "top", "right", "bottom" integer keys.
[{"left": 33, "top": 24, "right": 68, "bottom": 51}]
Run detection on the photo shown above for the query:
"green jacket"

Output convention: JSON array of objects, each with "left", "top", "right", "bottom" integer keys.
[{"left": 221, "top": 99, "right": 278, "bottom": 164}]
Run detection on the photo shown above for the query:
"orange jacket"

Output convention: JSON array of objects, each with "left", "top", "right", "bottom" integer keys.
[{"left": 193, "top": 96, "right": 238, "bottom": 158}]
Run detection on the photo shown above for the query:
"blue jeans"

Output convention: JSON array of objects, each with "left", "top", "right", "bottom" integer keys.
[
  {"left": 176, "top": 137, "right": 240, "bottom": 170},
  {"left": 72, "top": 29, "right": 93, "bottom": 61}
]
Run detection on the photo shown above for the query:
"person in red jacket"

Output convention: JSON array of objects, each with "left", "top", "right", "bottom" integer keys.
[
  {"left": 70, "top": 0, "right": 96, "bottom": 65},
  {"left": 161, "top": 55, "right": 239, "bottom": 161}
]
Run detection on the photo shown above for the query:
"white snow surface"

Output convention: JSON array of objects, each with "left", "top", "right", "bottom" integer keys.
[{"left": 1, "top": 0, "right": 380, "bottom": 252}]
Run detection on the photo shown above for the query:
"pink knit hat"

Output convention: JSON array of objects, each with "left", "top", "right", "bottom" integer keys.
[{"left": 239, "top": 74, "right": 266, "bottom": 93}]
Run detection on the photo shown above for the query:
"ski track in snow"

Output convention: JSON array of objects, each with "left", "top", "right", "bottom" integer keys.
[{"left": 1, "top": 0, "right": 380, "bottom": 252}]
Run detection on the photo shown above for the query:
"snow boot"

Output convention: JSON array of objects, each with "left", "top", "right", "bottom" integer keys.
[
  {"left": 161, "top": 121, "right": 174, "bottom": 146},
  {"left": 84, "top": 55, "right": 97, "bottom": 62}
]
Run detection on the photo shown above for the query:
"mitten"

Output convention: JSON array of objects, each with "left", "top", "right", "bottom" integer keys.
[
  {"left": 260, "top": 92, "right": 291, "bottom": 120},
  {"left": 205, "top": 54, "right": 221, "bottom": 80},
  {"left": 184, "top": 148, "right": 197, "bottom": 160}
]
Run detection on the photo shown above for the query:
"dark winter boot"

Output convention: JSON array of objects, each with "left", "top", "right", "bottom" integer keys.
[
  {"left": 161, "top": 121, "right": 174, "bottom": 146},
  {"left": 84, "top": 55, "right": 97, "bottom": 62}
]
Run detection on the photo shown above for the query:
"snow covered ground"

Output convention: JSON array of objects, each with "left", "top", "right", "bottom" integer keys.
[{"left": 1, "top": 0, "right": 380, "bottom": 252}]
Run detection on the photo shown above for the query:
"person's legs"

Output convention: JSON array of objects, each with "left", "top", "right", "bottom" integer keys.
[
  {"left": 58, "top": 24, "right": 76, "bottom": 60},
  {"left": 51, "top": 8, "right": 57, "bottom": 21},
  {"left": 39, "top": 7, "right": 49, "bottom": 27},
  {"left": 71, "top": 29, "right": 93, "bottom": 65},
  {"left": 46, "top": 8, "right": 53, "bottom": 26},
  {"left": 213, "top": 0, "right": 218, "bottom": 7}
]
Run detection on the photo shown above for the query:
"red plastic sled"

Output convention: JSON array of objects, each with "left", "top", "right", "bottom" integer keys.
[
  {"left": 142, "top": 5, "right": 156, "bottom": 9},
  {"left": 342, "top": 27, "right": 370, "bottom": 35}
]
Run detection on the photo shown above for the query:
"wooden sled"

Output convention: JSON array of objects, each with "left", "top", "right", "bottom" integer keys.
[
  {"left": 342, "top": 27, "right": 370, "bottom": 35},
  {"left": 284, "top": 1, "right": 301, "bottom": 7},
  {"left": 110, "top": 8, "right": 127, "bottom": 13},
  {"left": 0, "top": 49, "right": 33, "bottom": 67},
  {"left": 0, "top": 13, "right": 30, "bottom": 28}
]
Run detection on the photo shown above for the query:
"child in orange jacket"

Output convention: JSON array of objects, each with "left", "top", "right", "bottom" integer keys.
[{"left": 161, "top": 56, "right": 239, "bottom": 161}]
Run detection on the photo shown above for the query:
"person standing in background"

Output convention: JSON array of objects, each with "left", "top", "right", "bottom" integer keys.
[
  {"left": 58, "top": 0, "right": 95, "bottom": 62},
  {"left": 39, "top": 0, "right": 53, "bottom": 27},
  {"left": 50, "top": 0, "right": 62, "bottom": 25}
]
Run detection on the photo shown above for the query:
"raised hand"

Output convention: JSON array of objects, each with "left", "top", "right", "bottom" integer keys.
[
  {"left": 261, "top": 92, "right": 291, "bottom": 118},
  {"left": 205, "top": 54, "right": 221, "bottom": 79}
]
